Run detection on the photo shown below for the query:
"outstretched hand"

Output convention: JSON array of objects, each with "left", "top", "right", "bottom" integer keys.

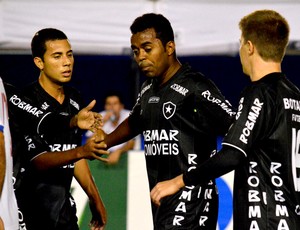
[
  {"left": 76, "top": 100, "right": 103, "bottom": 131},
  {"left": 150, "top": 174, "right": 185, "bottom": 206}
]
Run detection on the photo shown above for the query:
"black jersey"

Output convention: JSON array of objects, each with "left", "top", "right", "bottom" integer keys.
[
  {"left": 15, "top": 81, "right": 83, "bottom": 230},
  {"left": 222, "top": 73, "right": 300, "bottom": 229},
  {"left": 129, "top": 64, "right": 235, "bottom": 229},
  {"left": 4, "top": 83, "right": 74, "bottom": 190}
]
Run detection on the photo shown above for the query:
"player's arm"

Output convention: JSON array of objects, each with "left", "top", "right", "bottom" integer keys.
[
  {"left": 104, "top": 117, "right": 139, "bottom": 149},
  {"left": 0, "top": 131, "right": 5, "bottom": 197},
  {"left": 150, "top": 146, "right": 246, "bottom": 206},
  {"left": 74, "top": 159, "right": 107, "bottom": 229},
  {"left": 29, "top": 134, "right": 109, "bottom": 171},
  {"left": 197, "top": 80, "right": 236, "bottom": 134},
  {"left": 96, "top": 95, "right": 141, "bottom": 154}
]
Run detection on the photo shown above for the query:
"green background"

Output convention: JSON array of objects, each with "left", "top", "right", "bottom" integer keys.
[{"left": 79, "top": 154, "right": 128, "bottom": 230}]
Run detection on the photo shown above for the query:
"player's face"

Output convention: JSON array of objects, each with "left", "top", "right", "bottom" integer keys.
[
  {"left": 131, "top": 28, "right": 170, "bottom": 78},
  {"left": 38, "top": 39, "right": 74, "bottom": 85},
  {"left": 105, "top": 96, "right": 124, "bottom": 116}
]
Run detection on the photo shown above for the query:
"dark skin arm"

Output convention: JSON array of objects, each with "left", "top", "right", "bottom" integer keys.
[{"left": 102, "top": 117, "right": 138, "bottom": 149}]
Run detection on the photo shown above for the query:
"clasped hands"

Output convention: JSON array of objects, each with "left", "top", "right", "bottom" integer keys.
[{"left": 75, "top": 100, "right": 110, "bottom": 162}]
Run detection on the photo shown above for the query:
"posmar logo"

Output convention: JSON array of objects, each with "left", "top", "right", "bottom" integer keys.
[{"left": 163, "top": 101, "right": 176, "bottom": 119}]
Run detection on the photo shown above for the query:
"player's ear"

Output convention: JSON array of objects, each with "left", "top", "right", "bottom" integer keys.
[
  {"left": 33, "top": 57, "right": 44, "bottom": 70},
  {"left": 166, "top": 41, "right": 175, "bottom": 56},
  {"left": 247, "top": 40, "right": 255, "bottom": 56}
]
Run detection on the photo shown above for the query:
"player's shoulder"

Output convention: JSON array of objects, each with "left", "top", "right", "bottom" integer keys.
[
  {"left": 3, "top": 82, "right": 18, "bottom": 98},
  {"left": 179, "top": 64, "right": 217, "bottom": 88},
  {"left": 249, "top": 73, "right": 290, "bottom": 99},
  {"left": 185, "top": 72, "right": 220, "bottom": 94},
  {"left": 21, "top": 81, "right": 39, "bottom": 97}
]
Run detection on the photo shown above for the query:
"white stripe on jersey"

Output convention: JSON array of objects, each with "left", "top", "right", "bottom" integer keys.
[{"left": 222, "top": 142, "right": 248, "bottom": 157}]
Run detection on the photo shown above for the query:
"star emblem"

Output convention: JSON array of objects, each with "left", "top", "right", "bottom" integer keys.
[{"left": 163, "top": 101, "right": 176, "bottom": 119}]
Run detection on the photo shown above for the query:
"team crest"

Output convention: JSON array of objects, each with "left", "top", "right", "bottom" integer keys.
[{"left": 163, "top": 101, "right": 176, "bottom": 119}]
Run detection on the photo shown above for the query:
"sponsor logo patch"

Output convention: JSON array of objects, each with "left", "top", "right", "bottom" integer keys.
[{"left": 148, "top": 96, "right": 160, "bottom": 103}]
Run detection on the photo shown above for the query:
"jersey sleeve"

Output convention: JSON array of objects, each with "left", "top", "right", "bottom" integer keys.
[
  {"left": 195, "top": 77, "right": 236, "bottom": 135},
  {"left": 222, "top": 86, "right": 273, "bottom": 156},
  {"left": 23, "top": 134, "right": 50, "bottom": 162},
  {"left": 183, "top": 146, "right": 245, "bottom": 186}
]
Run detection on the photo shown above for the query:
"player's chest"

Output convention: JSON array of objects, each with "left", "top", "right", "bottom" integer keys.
[
  {"left": 140, "top": 86, "right": 192, "bottom": 121},
  {"left": 33, "top": 96, "right": 79, "bottom": 115}
]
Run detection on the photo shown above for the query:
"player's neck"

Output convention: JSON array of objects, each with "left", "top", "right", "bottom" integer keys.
[
  {"left": 250, "top": 61, "right": 281, "bottom": 82},
  {"left": 38, "top": 75, "right": 65, "bottom": 104},
  {"left": 159, "top": 60, "right": 181, "bottom": 86}
]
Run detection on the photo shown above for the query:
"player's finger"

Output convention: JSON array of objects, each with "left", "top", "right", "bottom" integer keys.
[
  {"left": 95, "top": 149, "right": 110, "bottom": 156},
  {"left": 93, "top": 112, "right": 102, "bottom": 119},
  {"left": 94, "top": 142, "right": 107, "bottom": 150},
  {"left": 85, "top": 99, "right": 96, "bottom": 111},
  {"left": 150, "top": 187, "right": 161, "bottom": 206}
]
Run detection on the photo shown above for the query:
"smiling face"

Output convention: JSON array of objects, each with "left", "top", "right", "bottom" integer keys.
[
  {"left": 34, "top": 39, "right": 74, "bottom": 86},
  {"left": 131, "top": 28, "right": 171, "bottom": 79}
]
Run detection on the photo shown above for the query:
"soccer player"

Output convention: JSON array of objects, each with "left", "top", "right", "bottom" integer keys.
[
  {"left": 0, "top": 77, "right": 19, "bottom": 230},
  {"left": 99, "top": 13, "right": 235, "bottom": 229},
  {"left": 150, "top": 9, "right": 300, "bottom": 229},
  {"left": 5, "top": 82, "right": 104, "bottom": 190},
  {"left": 14, "top": 28, "right": 107, "bottom": 230}
]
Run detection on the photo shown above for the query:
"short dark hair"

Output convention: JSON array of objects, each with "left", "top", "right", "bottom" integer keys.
[
  {"left": 130, "top": 13, "right": 174, "bottom": 47},
  {"left": 31, "top": 28, "right": 68, "bottom": 60}
]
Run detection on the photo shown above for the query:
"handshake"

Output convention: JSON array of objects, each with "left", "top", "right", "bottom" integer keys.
[
  {"left": 82, "top": 129, "right": 110, "bottom": 163},
  {"left": 75, "top": 100, "right": 111, "bottom": 162}
]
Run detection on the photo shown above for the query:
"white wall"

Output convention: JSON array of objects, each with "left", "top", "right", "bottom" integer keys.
[{"left": 0, "top": 1, "right": 300, "bottom": 55}]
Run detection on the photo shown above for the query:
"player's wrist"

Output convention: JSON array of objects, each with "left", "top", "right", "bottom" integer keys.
[
  {"left": 70, "top": 115, "right": 78, "bottom": 128},
  {"left": 175, "top": 174, "right": 185, "bottom": 189}
]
